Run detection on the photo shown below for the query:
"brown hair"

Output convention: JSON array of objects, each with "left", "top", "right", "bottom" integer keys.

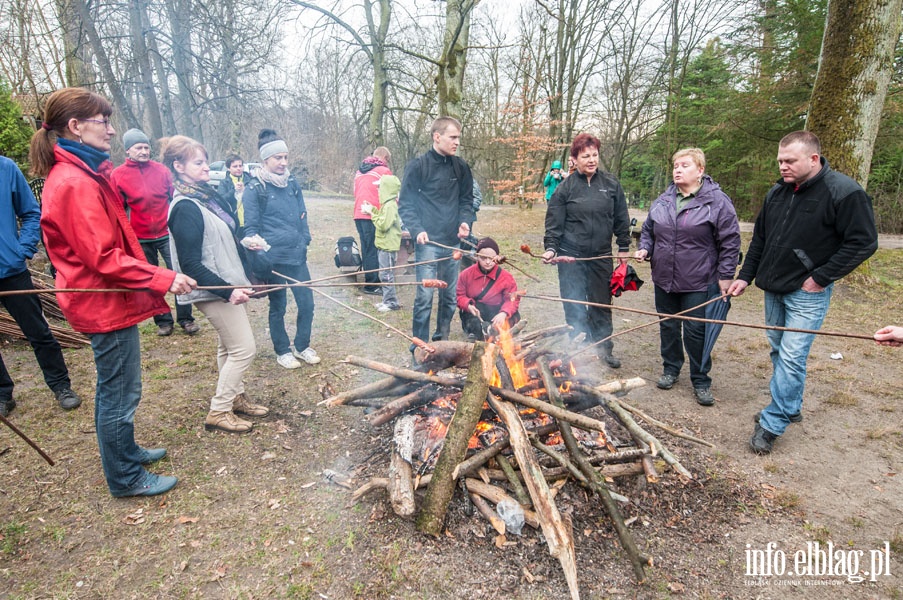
[
  {"left": 779, "top": 131, "right": 821, "bottom": 155},
  {"left": 569, "top": 133, "right": 601, "bottom": 159},
  {"left": 159, "top": 135, "right": 208, "bottom": 178},
  {"left": 430, "top": 116, "right": 462, "bottom": 137},
  {"left": 672, "top": 147, "right": 706, "bottom": 171},
  {"left": 225, "top": 153, "right": 243, "bottom": 168},
  {"left": 29, "top": 88, "right": 112, "bottom": 177}
]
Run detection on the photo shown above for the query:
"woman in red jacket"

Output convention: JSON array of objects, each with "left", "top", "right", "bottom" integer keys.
[{"left": 30, "top": 88, "right": 195, "bottom": 497}]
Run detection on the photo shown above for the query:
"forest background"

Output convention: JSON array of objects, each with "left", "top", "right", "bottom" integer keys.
[{"left": 0, "top": 0, "right": 901, "bottom": 231}]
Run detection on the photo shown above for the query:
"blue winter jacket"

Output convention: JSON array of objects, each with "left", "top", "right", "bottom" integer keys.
[
  {"left": 639, "top": 175, "right": 741, "bottom": 293},
  {"left": 0, "top": 156, "right": 41, "bottom": 279}
]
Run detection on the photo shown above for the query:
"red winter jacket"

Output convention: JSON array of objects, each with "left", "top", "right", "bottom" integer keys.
[
  {"left": 353, "top": 159, "right": 391, "bottom": 220},
  {"left": 456, "top": 263, "right": 520, "bottom": 316},
  {"left": 110, "top": 159, "right": 173, "bottom": 240},
  {"left": 41, "top": 146, "right": 175, "bottom": 334}
]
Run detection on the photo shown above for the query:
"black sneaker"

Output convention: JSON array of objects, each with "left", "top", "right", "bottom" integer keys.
[
  {"left": 694, "top": 387, "right": 715, "bottom": 407},
  {"left": 657, "top": 373, "right": 679, "bottom": 390},
  {"left": 362, "top": 287, "right": 382, "bottom": 296},
  {"left": 54, "top": 387, "right": 82, "bottom": 410},
  {"left": 0, "top": 397, "right": 15, "bottom": 417},
  {"left": 749, "top": 423, "right": 779, "bottom": 455},
  {"left": 601, "top": 354, "right": 621, "bottom": 369},
  {"left": 754, "top": 411, "right": 802, "bottom": 424}
]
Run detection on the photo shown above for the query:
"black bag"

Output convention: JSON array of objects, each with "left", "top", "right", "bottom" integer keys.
[{"left": 334, "top": 236, "right": 362, "bottom": 269}]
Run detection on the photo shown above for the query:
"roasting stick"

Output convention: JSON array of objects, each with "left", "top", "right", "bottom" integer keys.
[
  {"left": 272, "top": 270, "right": 437, "bottom": 354},
  {"left": 0, "top": 414, "right": 55, "bottom": 466},
  {"left": 521, "top": 294, "right": 877, "bottom": 341},
  {"left": 427, "top": 239, "right": 541, "bottom": 283},
  {"left": 565, "top": 294, "right": 727, "bottom": 361},
  {"left": 517, "top": 244, "right": 617, "bottom": 263}
]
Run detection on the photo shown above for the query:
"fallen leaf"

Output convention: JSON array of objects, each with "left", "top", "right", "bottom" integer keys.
[
  {"left": 267, "top": 499, "right": 282, "bottom": 510},
  {"left": 668, "top": 581, "right": 685, "bottom": 593},
  {"left": 273, "top": 420, "right": 291, "bottom": 433},
  {"left": 494, "top": 534, "right": 507, "bottom": 548},
  {"left": 176, "top": 516, "right": 199, "bottom": 525},
  {"left": 122, "top": 509, "right": 145, "bottom": 525},
  {"left": 210, "top": 565, "right": 227, "bottom": 581},
  {"left": 298, "top": 410, "right": 312, "bottom": 418},
  {"left": 261, "top": 452, "right": 277, "bottom": 461},
  {"left": 522, "top": 566, "right": 535, "bottom": 583}
]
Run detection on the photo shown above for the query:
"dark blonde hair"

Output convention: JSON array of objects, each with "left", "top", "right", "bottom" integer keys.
[
  {"left": 672, "top": 147, "right": 706, "bottom": 171},
  {"left": 430, "top": 116, "right": 462, "bottom": 137},
  {"left": 159, "top": 135, "right": 208, "bottom": 179},
  {"left": 780, "top": 130, "right": 821, "bottom": 155},
  {"left": 29, "top": 88, "right": 112, "bottom": 177}
]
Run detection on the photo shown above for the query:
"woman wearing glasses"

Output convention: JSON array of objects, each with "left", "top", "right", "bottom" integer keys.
[
  {"left": 31, "top": 88, "right": 195, "bottom": 497},
  {"left": 456, "top": 237, "right": 520, "bottom": 341}
]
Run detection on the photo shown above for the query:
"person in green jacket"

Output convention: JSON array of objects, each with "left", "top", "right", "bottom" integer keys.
[
  {"left": 362, "top": 175, "right": 402, "bottom": 312},
  {"left": 543, "top": 160, "right": 564, "bottom": 200}
]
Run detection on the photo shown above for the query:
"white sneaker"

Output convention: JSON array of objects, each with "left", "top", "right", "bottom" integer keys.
[
  {"left": 376, "top": 303, "right": 392, "bottom": 313},
  {"left": 293, "top": 347, "right": 321, "bottom": 364},
  {"left": 276, "top": 353, "right": 302, "bottom": 369},
  {"left": 374, "top": 302, "right": 387, "bottom": 310}
]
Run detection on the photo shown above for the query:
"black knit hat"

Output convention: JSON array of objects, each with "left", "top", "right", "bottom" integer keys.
[{"left": 476, "top": 237, "right": 500, "bottom": 255}]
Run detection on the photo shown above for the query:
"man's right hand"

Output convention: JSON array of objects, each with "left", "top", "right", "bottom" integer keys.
[
  {"left": 169, "top": 273, "right": 196, "bottom": 295},
  {"left": 727, "top": 279, "right": 748, "bottom": 297},
  {"left": 541, "top": 250, "right": 555, "bottom": 264},
  {"left": 416, "top": 232, "right": 429, "bottom": 244}
]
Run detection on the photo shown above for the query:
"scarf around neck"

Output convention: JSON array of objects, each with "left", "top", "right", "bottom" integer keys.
[
  {"left": 174, "top": 179, "right": 236, "bottom": 232},
  {"left": 256, "top": 167, "right": 291, "bottom": 188},
  {"left": 58, "top": 138, "right": 110, "bottom": 173}
]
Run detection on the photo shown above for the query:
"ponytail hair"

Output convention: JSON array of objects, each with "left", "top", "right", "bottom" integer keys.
[
  {"left": 159, "top": 135, "right": 208, "bottom": 179},
  {"left": 29, "top": 87, "right": 112, "bottom": 177}
]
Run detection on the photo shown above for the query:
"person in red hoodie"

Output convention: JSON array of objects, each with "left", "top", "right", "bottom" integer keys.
[
  {"left": 111, "top": 128, "right": 198, "bottom": 337},
  {"left": 31, "top": 88, "right": 196, "bottom": 497},
  {"left": 353, "top": 147, "right": 392, "bottom": 294}
]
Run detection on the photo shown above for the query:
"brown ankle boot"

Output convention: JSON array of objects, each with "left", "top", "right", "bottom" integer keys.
[
  {"left": 205, "top": 410, "right": 253, "bottom": 434},
  {"left": 232, "top": 393, "right": 270, "bottom": 417}
]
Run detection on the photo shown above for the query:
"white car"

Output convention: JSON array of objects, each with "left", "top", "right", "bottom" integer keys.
[{"left": 208, "top": 161, "right": 262, "bottom": 188}]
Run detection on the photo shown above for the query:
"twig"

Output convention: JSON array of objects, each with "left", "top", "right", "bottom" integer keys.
[
  {"left": 0, "top": 414, "right": 55, "bottom": 466},
  {"left": 616, "top": 400, "right": 715, "bottom": 448}
]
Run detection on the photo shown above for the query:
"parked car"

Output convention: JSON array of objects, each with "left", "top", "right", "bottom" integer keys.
[{"left": 207, "top": 160, "right": 261, "bottom": 188}]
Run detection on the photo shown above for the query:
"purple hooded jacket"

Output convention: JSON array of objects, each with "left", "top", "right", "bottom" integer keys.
[{"left": 639, "top": 175, "right": 741, "bottom": 293}]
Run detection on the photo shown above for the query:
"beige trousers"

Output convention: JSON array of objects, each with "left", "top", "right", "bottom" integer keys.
[{"left": 195, "top": 300, "right": 256, "bottom": 412}]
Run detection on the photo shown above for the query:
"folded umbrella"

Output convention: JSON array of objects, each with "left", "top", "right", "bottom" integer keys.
[
  {"left": 702, "top": 284, "right": 730, "bottom": 367},
  {"left": 610, "top": 263, "right": 644, "bottom": 298}
]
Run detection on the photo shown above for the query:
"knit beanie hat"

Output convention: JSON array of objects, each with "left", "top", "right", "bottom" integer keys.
[
  {"left": 123, "top": 128, "right": 150, "bottom": 151},
  {"left": 258, "top": 129, "right": 288, "bottom": 161},
  {"left": 476, "top": 237, "right": 500, "bottom": 255},
  {"left": 378, "top": 175, "right": 401, "bottom": 204}
]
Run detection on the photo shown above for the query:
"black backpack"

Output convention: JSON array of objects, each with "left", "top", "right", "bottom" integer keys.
[{"left": 334, "top": 236, "right": 362, "bottom": 270}]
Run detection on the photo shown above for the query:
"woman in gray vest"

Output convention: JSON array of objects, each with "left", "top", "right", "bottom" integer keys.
[{"left": 163, "top": 135, "right": 270, "bottom": 434}]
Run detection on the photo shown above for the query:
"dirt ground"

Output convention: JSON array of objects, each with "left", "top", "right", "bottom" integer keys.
[{"left": 1, "top": 196, "right": 901, "bottom": 599}]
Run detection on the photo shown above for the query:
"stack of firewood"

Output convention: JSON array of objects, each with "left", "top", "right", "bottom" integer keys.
[{"left": 324, "top": 325, "right": 713, "bottom": 597}]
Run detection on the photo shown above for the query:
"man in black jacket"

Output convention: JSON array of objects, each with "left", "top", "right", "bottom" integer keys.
[
  {"left": 728, "top": 131, "right": 878, "bottom": 454},
  {"left": 399, "top": 117, "right": 474, "bottom": 348}
]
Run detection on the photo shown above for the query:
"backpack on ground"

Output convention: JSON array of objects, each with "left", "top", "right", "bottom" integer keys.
[{"left": 334, "top": 236, "right": 362, "bottom": 271}]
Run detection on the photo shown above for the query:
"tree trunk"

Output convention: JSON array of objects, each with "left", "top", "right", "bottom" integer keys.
[
  {"left": 53, "top": 0, "right": 94, "bottom": 87},
  {"left": 128, "top": 0, "right": 163, "bottom": 139},
  {"left": 807, "top": 0, "right": 903, "bottom": 187},
  {"left": 437, "top": 0, "right": 478, "bottom": 118},
  {"left": 165, "top": 0, "right": 202, "bottom": 139}
]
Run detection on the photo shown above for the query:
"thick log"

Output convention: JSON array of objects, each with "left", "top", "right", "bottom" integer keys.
[
  {"left": 322, "top": 376, "right": 409, "bottom": 406},
  {"left": 469, "top": 492, "right": 506, "bottom": 535},
  {"left": 351, "top": 474, "right": 433, "bottom": 503},
  {"left": 464, "top": 478, "right": 539, "bottom": 528},
  {"left": 416, "top": 342, "right": 499, "bottom": 536},
  {"left": 595, "top": 377, "right": 647, "bottom": 395},
  {"left": 413, "top": 340, "right": 474, "bottom": 370},
  {"left": 539, "top": 359, "right": 647, "bottom": 583},
  {"left": 366, "top": 385, "right": 444, "bottom": 427},
  {"left": 389, "top": 416, "right": 417, "bottom": 517},
  {"left": 344, "top": 355, "right": 462, "bottom": 387},
  {"left": 516, "top": 324, "right": 572, "bottom": 343},
  {"left": 491, "top": 397, "right": 580, "bottom": 600}
]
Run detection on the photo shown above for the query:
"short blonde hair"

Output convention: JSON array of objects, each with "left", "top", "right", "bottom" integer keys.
[{"left": 672, "top": 147, "right": 706, "bottom": 171}]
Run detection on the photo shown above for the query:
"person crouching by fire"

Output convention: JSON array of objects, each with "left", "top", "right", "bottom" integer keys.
[{"left": 456, "top": 237, "right": 521, "bottom": 341}]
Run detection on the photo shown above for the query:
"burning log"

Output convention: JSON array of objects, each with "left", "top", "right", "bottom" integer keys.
[
  {"left": 343, "top": 356, "right": 462, "bottom": 388},
  {"left": 389, "top": 416, "right": 417, "bottom": 517},
  {"left": 417, "top": 342, "right": 499, "bottom": 536},
  {"left": 413, "top": 340, "right": 475, "bottom": 371},
  {"left": 489, "top": 386, "right": 612, "bottom": 439}
]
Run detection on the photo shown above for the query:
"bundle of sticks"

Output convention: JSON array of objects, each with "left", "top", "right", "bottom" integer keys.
[
  {"left": 0, "top": 271, "right": 89, "bottom": 348},
  {"left": 326, "top": 325, "right": 712, "bottom": 597}
]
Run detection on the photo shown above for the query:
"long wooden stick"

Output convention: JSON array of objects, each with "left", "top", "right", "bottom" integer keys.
[
  {"left": 0, "top": 414, "right": 55, "bottom": 466},
  {"left": 616, "top": 399, "right": 715, "bottom": 448},
  {"left": 522, "top": 294, "right": 877, "bottom": 341},
  {"left": 343, "top": 356, "right": 462, "bottom": 387},
  {"left": 428, "top": 240, "right": 541, "bottom": 283}
]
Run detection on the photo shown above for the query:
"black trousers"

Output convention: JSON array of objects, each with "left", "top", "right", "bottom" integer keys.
[
  {"left": 557, "top": 258, "right": 614, "bottom": 355},
  {"left": 355, "top": 219, "right": 380, "bottom": 288},
  {"left": 140, "top": 238, "right": 193, "bottom": 326},
  {"left": 654, "top": 284, "right": 711, "bottom": 388},
  {"left": 0, "top": 269, "right": 71, "bottom": 398}
]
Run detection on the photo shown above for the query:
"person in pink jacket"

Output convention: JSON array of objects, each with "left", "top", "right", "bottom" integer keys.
[
  {"left": 353, "top": 147, "right": 392, "bottom": 294},
  {"left": 31, "top": 88, "right": 196, "bottom": 497}
]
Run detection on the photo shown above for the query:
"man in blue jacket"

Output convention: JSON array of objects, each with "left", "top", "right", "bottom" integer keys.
[
  {"left": 0, "top": 155, "right": 80, "bottom": 416},
  {"left": 728, "top": 131, "right": 878, "bottom": 454},
  {"left": 399, "top": 117, "right": 474, "bottom": 349}
]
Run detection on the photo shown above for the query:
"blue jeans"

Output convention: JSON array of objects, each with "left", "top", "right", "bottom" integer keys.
[
  {"left": 412, "top": 244, "right": 459, "bottom": 344},
  {"left": 89, "top": 326, "right": 148, "bottom": 495},
  {"left": 267, "top": 262, "right": 315, "bottom": 355},
  {"left": 759, "top": 285, "right": 833, "bottom": 436}
]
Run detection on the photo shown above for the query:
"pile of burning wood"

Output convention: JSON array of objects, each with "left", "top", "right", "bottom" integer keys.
[{"left": 324, "top": 323, "right": 710, "bottom": 598}]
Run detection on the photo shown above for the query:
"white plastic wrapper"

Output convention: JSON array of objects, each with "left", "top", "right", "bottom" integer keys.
[{"left": 240, "top": 234, "right": 271, "bottom": 252}]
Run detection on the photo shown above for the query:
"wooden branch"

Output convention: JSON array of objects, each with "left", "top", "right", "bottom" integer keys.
[
  {"left": 469, "top": 492, "right": 506, "bottom": 535},
  {"left": 496, "top": 454, "right": 530, "bottom": 506},
  {"left": 416, "top": 343, "right": 499, "bottom": 536},
  {"left": 321, "top": 376, "right": 409, "bottom": 406},
  {"left": 616, "top": 399, "right": 715, "bottom": 448},
  {"left": 389, "top": 416, "right": 417, "bottom": 517},
  {"left": 366, "top": 385, "right": 443, "bottom": 427},
  {"left": 464, "top": 478, "right": 539, "bottom": 528},
  {"left": 490, "top": 386, "right": 609, "bottom": 435},
  {"left": 344, "top": 356, "right": 462, "bottom": 387},
  {"left": 413, "top": 340, "right": 475, "bottom": 371},
  {"left": 490, "top": 397, "right": 579, "bottom": 600},
  {"left": 515, "top": 323, "right": 572, "bottom": 343},
  {"left": 351, "top": 474, "right": 433, "bottom": 504}
]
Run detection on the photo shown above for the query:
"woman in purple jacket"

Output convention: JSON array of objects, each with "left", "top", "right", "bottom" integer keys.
[{"left": 635, "top": 148, "right": 740, "bottom": 406}]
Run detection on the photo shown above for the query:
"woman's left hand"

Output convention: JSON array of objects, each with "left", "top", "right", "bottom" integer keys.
[
  {"left": 718, "top": 279, "right": 732, "bottom": 297},
  {"left": 491, "top": 312, "right": 508, "bottom": 329},
  {"left": 229, "top": 288, "right": 254, "bottom": 305}
]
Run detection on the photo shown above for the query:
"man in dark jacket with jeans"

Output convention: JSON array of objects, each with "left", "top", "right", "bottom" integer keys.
[
  {"left": 728, "top": 131, "right": 878, "bottom": 454},
  {"left": 0, "top": 155, "right": 80, "bottom": 416},
  {"left": 399, "top": 117, "right": 474, "bottom": 347}
]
